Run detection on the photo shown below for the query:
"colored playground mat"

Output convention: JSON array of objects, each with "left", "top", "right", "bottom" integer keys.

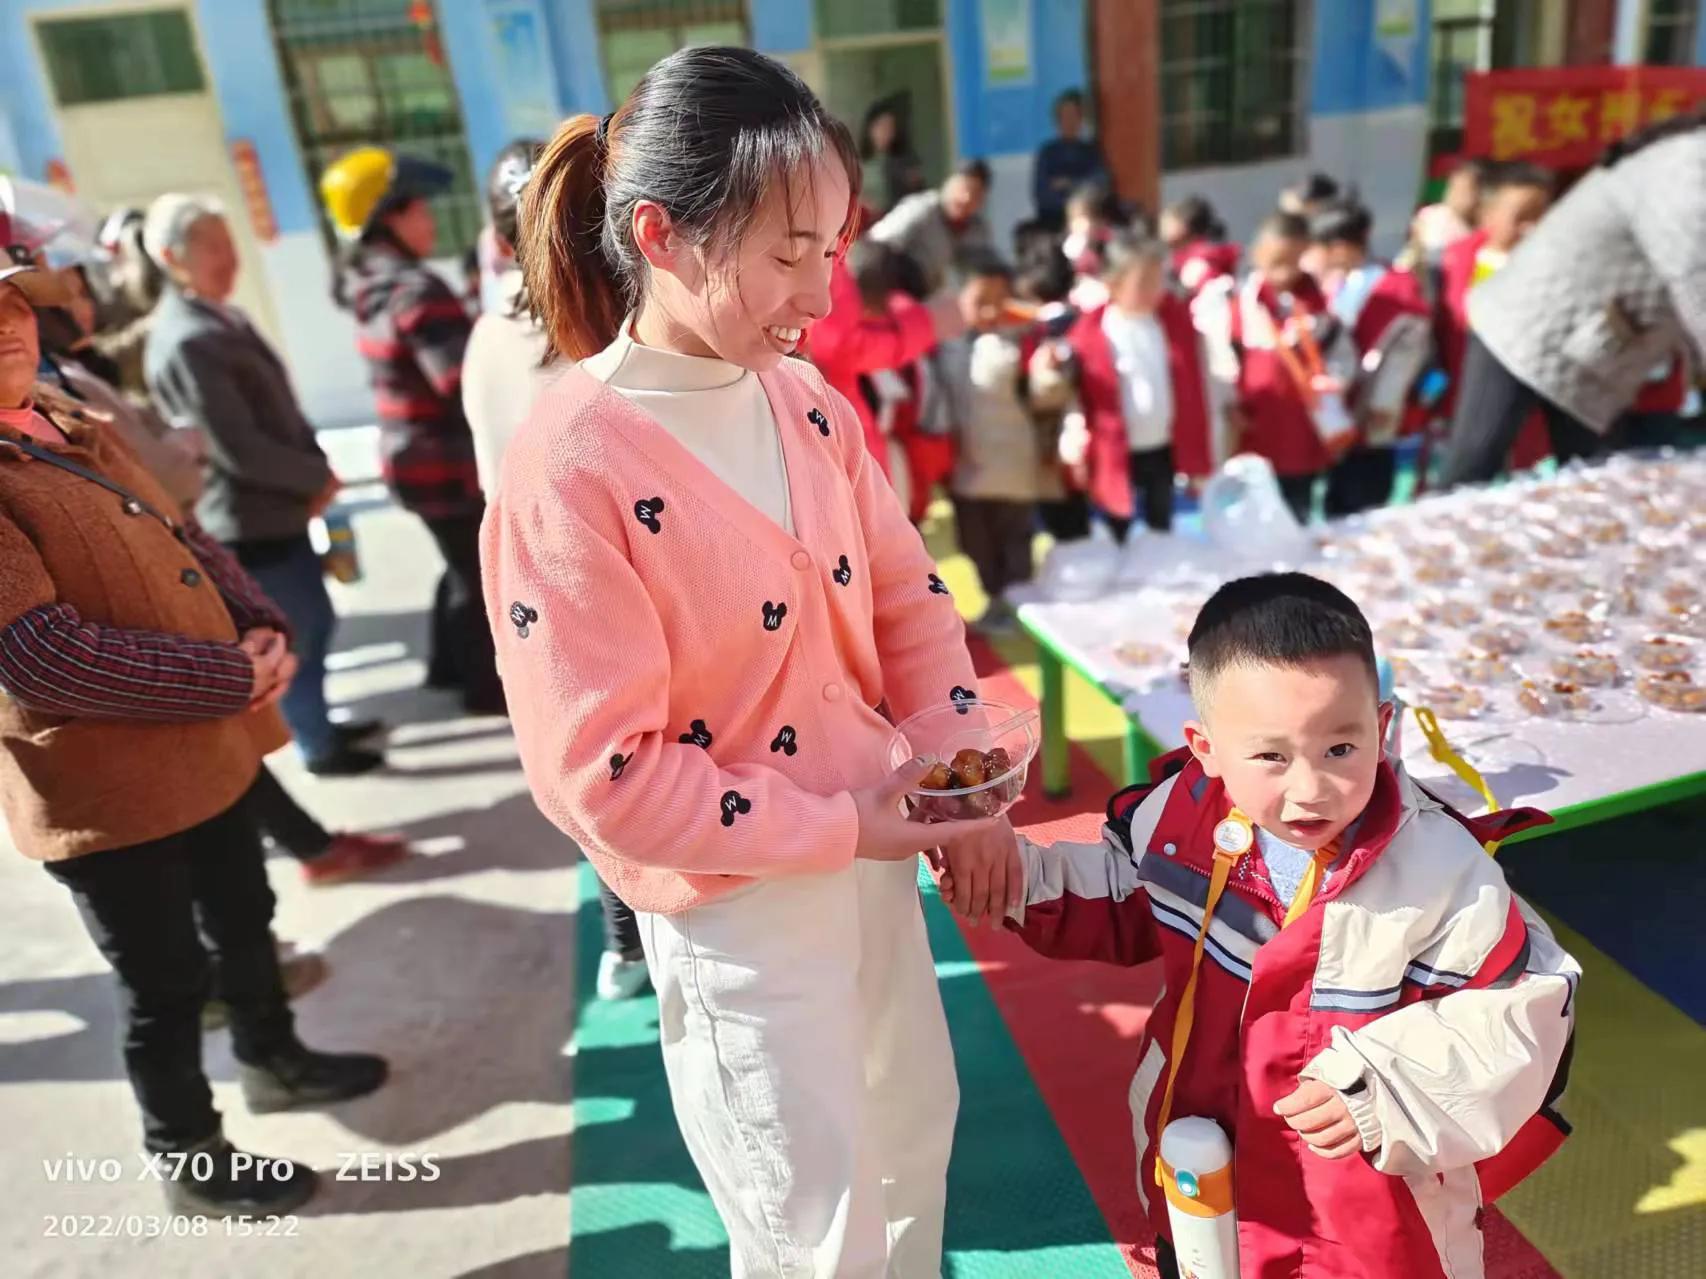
[{"left": 563, "top": 510, "right": 1705, "bottom": 1277}]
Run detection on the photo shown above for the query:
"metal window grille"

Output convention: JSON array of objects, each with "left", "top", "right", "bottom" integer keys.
[
  {"left": 1645, "top": 0, "right": 1700, "bottom": 65},
  {"left": 595, "top": 1, "right": 750, "bottom": 104},
  {"left": 1429, "top": 13, "right": 1493, "bottom": 135},
  {"left": 812, "top": 0, "right": 942, "bottom": 42},
  {"left": 268, "top": 0, "right": 480, "bottom": 257},
  {"left": 36, "top": 10, "right": 206, "bottom": 107},
  {"left": 1159, "top": 0, "right": 1307, "bottom": 170}
]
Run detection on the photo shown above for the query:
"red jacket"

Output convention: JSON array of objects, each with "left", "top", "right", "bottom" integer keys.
[
  {"left": 1008, "top": 751, "right": 1577, "bottom": 1278},
  {"left": 1173, "top": 239, "right": 1240, "bottom": 300},
  {"left": 1333, "top": 265, "right": 1433, "bottom": 439},
  {"left": 806, "top": 259, "right": 939, "bottom": 474},
  {"left": 1437, "top": 232, "right": 1550, "bottom": 468},
  {"left": 1067, "top": 297, "right": 1215, "bottom": 518},
  {"left": 1218, "top": 275, "right": 1336, "bottom": 477}
]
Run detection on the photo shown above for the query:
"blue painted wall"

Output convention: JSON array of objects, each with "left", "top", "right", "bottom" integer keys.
[
  {"left": 545, "top": 0, "right": 610, "bottom": 114},
  {"left": 0, "top": 0, "right": 72, "bottom": 181},
  {"left": 946, "top": 0, "right": 1091, "bottom": 160},
  {"left": 191, "top": 0, "right": 316, "bottom": 236},
  {"left": 750, "top": 0, "right": 812, "bottom": 55},
  {"left": 1310, "top": 0, "right": 1433, "bottom": 117}
]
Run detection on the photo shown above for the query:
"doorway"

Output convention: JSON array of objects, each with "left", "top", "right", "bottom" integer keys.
[{"left": 33, "top": 3, "right": 285, "bottom": 345}]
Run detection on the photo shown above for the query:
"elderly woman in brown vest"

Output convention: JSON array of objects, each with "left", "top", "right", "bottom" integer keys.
[{"left": 0, "top": 261, "right": 386, "bottom": 1218}]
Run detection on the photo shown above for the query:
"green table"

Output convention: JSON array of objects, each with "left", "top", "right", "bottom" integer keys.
[{"left": 1021, "top": 604, "right": 1706, "bottom": 843}]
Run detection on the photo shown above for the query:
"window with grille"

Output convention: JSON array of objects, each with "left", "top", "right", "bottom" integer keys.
[
  {"left": 1645, "top": 0, "right": 1700, "bottom": 64},
  {"left": 268, "top": 0, "right": 479, "bottom": 257},
  {"left": 36, "top": 9, "right": 206, "bottom": 107},
  {"left": 1159, "top": 0, "right": 1306, "bottom": 170},
  {"left": 595, "top": 1, "right": 749, "bottom": 105},
  {"left": 1428, "top": 1, "right": 1494, "bottom": 153}
]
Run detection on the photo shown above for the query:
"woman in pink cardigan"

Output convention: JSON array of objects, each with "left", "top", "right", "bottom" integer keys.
[{"left": 483, "top": 48, "right": 1017, "bottom": 1277}]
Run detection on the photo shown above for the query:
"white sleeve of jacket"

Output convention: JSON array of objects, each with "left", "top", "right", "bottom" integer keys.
[{"left": 1301, "top": 894, "right": 1580, "bottom": 1178}]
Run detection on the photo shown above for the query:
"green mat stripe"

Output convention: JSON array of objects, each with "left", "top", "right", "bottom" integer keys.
[{"left": 568, "top": 862, "right": 1128, "bottom": 1277}]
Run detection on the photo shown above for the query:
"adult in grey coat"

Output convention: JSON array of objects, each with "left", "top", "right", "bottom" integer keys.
[
  {"left": 870, "top": 158, "right": 995, "bottom": 296},
  {"left": 1443, "top": 116, "right": 1706, "bottom": 485},
  {"left": 142, "top": 194, "right": 379, "bottom": 776}
]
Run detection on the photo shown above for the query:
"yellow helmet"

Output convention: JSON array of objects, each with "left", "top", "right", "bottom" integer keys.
[{"left": 319, "top": 146, "right": 453, "bottom": 239}]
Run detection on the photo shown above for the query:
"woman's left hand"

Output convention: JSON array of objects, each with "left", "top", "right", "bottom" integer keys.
[{"left": 935, "top": 817, "right": 1022, "bottom": 927}]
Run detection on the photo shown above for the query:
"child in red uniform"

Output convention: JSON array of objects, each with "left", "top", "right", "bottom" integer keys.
[
  {"left": 949, "top": 574, "right": 1579, "bottom": 1279},
  {"left": 1064, "top": 232, "right": 1214, "bottom": 539},
  {"left": 1310, "top": 201, "right": 1432, "bottom": 515},
  {"left": 1199, "top": 212, "right": 1354, "bottom": 523}
]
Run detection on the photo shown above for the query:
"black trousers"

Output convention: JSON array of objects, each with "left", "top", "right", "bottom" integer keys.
[
  {"left": 1035, "top": 491, "right": 1091, "bottom": 543},
  {"left": 245, "top": 764, "right": 332, "bottom": 862},
  {"left": 597, "top": 875, "right": 643, "bottom": 961},
  {"left": 1441, "top": 333, "right": 1605, "bottom": 487},
  {"left": 422, "top": 510, "right": 502, "bottom": 710},
  {"left": 44, "top": 795, "right": 296, "bottom": 1152},
  {"left": 1277, "top": 473, "right": 1319, "bottom": 525},
  {"left": 1324, "top": 445, "right": 1397, "bottom": 518},
  {"left": 953, "top": 495, "right": 1036, "bottom": 601},
  {"left": 1103, "top": 446, "right": 1176, "bottom": 543}
]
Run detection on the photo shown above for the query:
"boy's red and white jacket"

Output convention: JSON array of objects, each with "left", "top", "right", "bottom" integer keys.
[{"left": 1006, "top": 750, "right": 1579, "bottom": 1279}]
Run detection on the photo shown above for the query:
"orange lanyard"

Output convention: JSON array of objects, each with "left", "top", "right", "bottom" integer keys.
[
  {"left": 1271, "top": 309, "right": 1326, "bottom": 409},
  {"left": 1152, "top": 810, "right": 1338, "bottom": 1184}
]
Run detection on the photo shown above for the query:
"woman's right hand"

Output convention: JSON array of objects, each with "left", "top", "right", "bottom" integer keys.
[{"left": 853, "top": 757, "right": 1000, "bottom": 862}]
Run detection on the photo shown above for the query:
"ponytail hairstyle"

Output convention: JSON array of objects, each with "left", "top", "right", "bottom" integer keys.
[{"left": 518, "top": 46, "right": 860, "bottom": 362}]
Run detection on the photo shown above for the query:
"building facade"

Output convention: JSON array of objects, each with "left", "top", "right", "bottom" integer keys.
[{"left": 0, "top": 0, "right": 1701, "bottom": 426}]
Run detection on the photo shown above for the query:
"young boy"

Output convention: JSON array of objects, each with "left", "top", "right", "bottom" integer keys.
[
  {"left": 1309, "top": 201, "right": 1432, "bottom": 516},
  {"left": 959, "top": 574, "right": 1580, "bottom": 1278},
  {"left": 948, "top": 252, "right": 1043, "bottom": 632},
  {"left": 1064, "top": 232, "right": 1213, "bottom": 540},
  {"left": 1198, "top": 213, "right": 1357, "bottom": 523}
]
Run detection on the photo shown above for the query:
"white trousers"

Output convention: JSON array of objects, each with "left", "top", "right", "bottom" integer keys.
[{"left": 639, "top": 858, "right": 959, "bottom": 1278}]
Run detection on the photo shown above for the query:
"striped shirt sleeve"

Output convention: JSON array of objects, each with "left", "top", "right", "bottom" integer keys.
[
  {"left": 0, "top": 602, "right": 255, "bottom": 721},
  {"left": 394, "top": 276, "right": 473, "bottom": 399},
  {"left": 180, "top": 520, "right": 291, "bottom": 639}
]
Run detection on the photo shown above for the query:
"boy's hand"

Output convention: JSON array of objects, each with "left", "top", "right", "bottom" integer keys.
[
  {"left": 1274, "top": 1080, "right": 1362, "bottom": 1159},
  {"left": 935, "top": 819, "right": 1021, "bottom": 926}
]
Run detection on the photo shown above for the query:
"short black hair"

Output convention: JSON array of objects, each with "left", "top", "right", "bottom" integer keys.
[
  {"left": 1483, "top": 160, "right": 1554, "bottom": 196},
  {"left": 1257, "top": 209, "right": 1311, "bottom": 243},
  {"left": 1163, "top": 194, "right": 1225, "bottom": 242},
  {"left": 1187, "top": 573, "right": 1378, "bottom": 707},
  {"left": 1285, "top": 172, "right": 1341, "bottom": 208},
  {"left": 1054, "top": 88, "right": 1085, "bottom": 114},
  {"left": 1309, "top": 199, "right": 1373, "bottom": 248},
  {"left": 1015, "top": 243, "right": 1074, "bottom": 304},
  {"left": 954, "top": 157, "right": 992, "bottom": 187},
  {"left": 960, "top": 245, "right": 1014, "bottom": 283},
  {"left": 1065, "top": 178, "right": 1121, "bottom": 224}
]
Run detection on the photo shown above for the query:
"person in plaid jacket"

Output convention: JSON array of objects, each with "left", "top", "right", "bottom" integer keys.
[{"left": 323, "top": 148, "right": 503, "bottom": 714}]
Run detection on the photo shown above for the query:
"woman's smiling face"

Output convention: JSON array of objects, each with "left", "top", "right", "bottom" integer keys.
[{"left": 639, "top": 152, "right": 853, "bottom": 371}]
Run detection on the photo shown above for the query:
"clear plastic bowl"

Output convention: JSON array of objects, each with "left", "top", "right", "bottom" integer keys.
[{"left": 885, "top": 697, "right": 1040, "bottom": 822}]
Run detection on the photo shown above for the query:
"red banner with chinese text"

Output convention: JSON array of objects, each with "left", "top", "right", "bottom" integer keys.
[{"left": 1464, "top": 66, "right": 1706, "bottom": 169}]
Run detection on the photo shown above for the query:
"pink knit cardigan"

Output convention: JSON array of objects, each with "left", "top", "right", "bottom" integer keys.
[{"left": 481, "top": 357, "right": 980, "bottom": 915}]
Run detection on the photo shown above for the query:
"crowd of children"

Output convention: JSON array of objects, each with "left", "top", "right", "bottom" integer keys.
[{"left": 824, "top": 154, "right": 1694, "bottom": 631}]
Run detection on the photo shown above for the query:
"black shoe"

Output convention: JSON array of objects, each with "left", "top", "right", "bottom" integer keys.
[
  {"left": 304, "top": 746, "right": 384, "bottom": 778},
  {"left": 332, "top": 718, "right": 385, "bottom": 746},
  {"left": 238, "top": 1043, "right": 389, "bottom": 1114},
  {"left": 160, "top": 1131, "right": 318, "bottom": 1218}
]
